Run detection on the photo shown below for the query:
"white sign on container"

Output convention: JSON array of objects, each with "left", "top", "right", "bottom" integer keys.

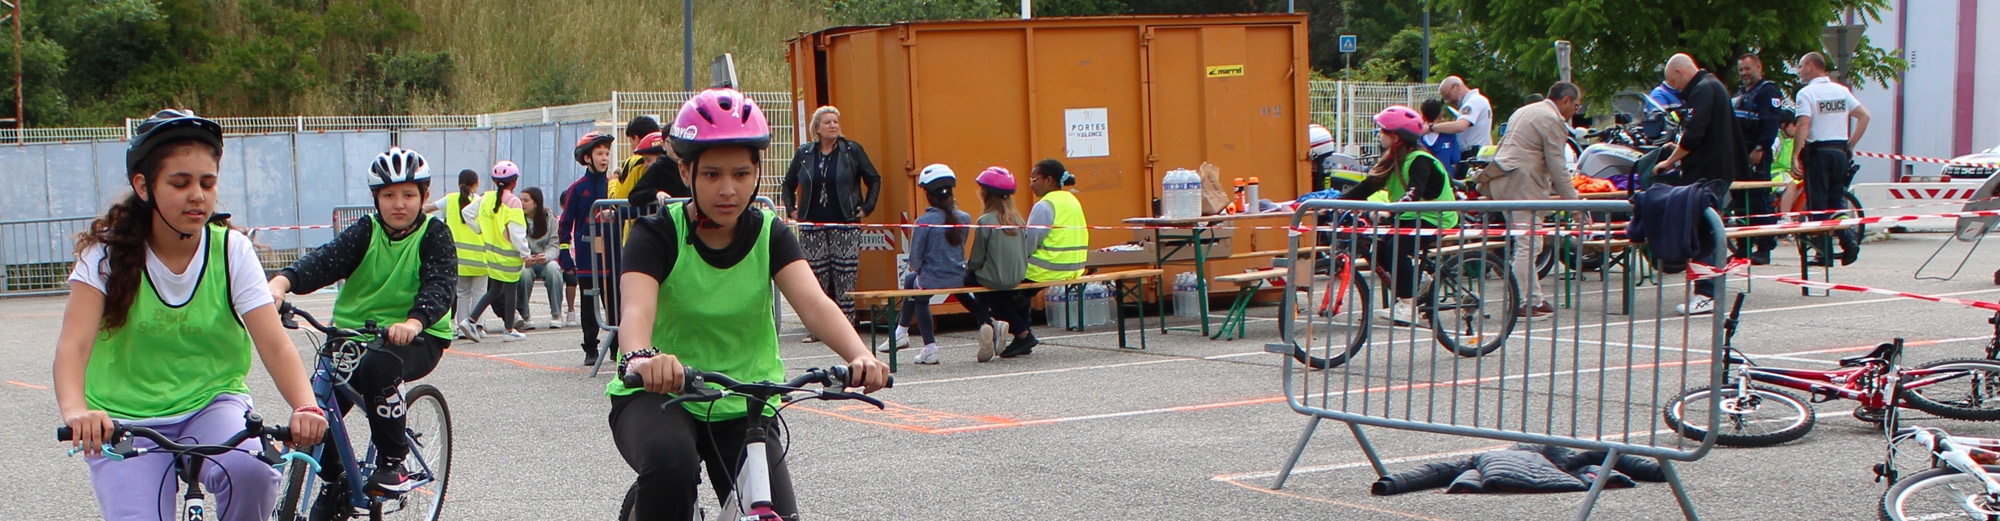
[{"left": 1064, "top": 108, "right": 1109, "bottom": 158}]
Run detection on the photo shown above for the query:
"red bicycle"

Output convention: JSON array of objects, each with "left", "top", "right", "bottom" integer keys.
[{"left": 1663, "top": 294, "right": 2000, "bottom": 447}]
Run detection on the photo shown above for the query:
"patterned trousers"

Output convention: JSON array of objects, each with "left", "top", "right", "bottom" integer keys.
[{"left": 799, "top": 226, "right": 862, "bottom": 323}]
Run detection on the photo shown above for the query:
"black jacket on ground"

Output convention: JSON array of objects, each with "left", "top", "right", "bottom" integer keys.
[
  {"left": 781, "top": 137, "right": 881, "bottom": 222},
  {"left": 1372, "top": 444, "right": 1667, "bottom": 496},
  {"left": 1676, "top": 70, "right": 1751, "bottom": 184}
]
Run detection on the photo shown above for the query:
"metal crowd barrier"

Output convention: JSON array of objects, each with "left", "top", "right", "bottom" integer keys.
[
  {"left": 583, "top": 196, "right": 779, "bottom": 377},
  {"left": 0, "top": 216, "right": 96, "bottom": 297},
  {"left": 1270, "top": 199, "right": 1728, "bottom": 520}
]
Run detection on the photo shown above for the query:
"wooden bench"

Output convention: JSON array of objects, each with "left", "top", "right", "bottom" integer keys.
[{"left": 848, "top": 268, "right": 1165, "bottom": 371}]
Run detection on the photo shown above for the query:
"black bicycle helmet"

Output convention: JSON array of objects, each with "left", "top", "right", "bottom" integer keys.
[{"left": 126, "top": 109, "right": 223, "bottom": 175}]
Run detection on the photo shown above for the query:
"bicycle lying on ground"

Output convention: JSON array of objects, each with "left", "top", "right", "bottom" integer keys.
[
  {"left": 1293, "top": 211, "right": 1520, "bottom": 369},
  {"left": 274, "top": 304, "right": 453, "bottom": 521},
  {"left": 57, "top": 413, "right": 316, "bottom": 521},
  {"left": 1876, "top": 425, "right": 2000, "bottom": 520},
  {"left": 1662, "top": 294, "right": 2000, "bottom": 447},
  {"left": 616, "top": 365, "right": 888, "bottom": 520}
]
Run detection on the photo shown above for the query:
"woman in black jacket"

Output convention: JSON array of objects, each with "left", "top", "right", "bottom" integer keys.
[{"left": 781, "top": 105, "right": 882, "bottom": 338}]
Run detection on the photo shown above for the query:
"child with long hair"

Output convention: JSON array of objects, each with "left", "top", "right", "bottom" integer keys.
[
  {"left": 516, "top": 186, "right": 567, "bottom": 329},
  {"left": 963, "top": 166, "right": 1031, "bottom": 362},
  {"left": 1340, "top": 105, "right": 1459, "bottom": 324},
  {"left": 876, "top": 164, "right": 977, "bottom": 364},
  {"left": 468, "top": 161, "right": 531, "bottom": 341},
  {"left": 54, "top": 110, "right": 326, "bottom": 520}
]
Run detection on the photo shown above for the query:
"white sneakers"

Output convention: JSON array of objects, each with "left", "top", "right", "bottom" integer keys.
[
  {"left": 976, "top": 322, "right": 998, "bottom": 363},
  {"left": 875, "top": 331, "right": 910, "bottom": 353},
  {"left": 564, "top": 311, "right": 579, "bottom": 328},
  {"left": 1676, "top": 295, "right": 1715, "bottom": 316},
  {"left": 500, "top": 330, "right": 527, "bottom": 342},
  {"left": 1373, "top": 301, "right": 1419, "bottom": 327},
  {"left": 913, "top": 345, "right": 941, "bottom": 365},
  {"left": 455, "top": 319, "right": 484, "bottom": 343}
]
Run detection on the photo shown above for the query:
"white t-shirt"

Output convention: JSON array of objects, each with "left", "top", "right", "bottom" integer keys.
[
  {"left": 69, "top": 228, "right": 274, "bottom": 315},
  {"left": 1455, "top": 89, "right": 1494, "bottom": 148},
  {"left": 1793, "top": 77, "right": 1860, "bottom": 143}
]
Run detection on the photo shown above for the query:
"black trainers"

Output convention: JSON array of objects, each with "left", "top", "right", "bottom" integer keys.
[
  {"left": 366, "top": 459, "right": 418, "bottom": 496},
  {"left": 583, "top": 350, "right": 600, "bottom": 367},
  {"left": 998, "top": 333, "right": 1039, "bottom": 358}
]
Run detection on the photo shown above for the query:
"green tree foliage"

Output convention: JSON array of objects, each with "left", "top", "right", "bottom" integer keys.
[{"left": 1440, "top": 0, "right": 1905, "bottom": 117}]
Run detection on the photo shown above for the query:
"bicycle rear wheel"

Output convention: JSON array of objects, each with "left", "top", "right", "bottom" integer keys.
[
  {"left": 383, "top": 384, "right": 452, "bottom": 521},
  {"left": 1428, "top": 250, "right": 1518, "bottom": 357},
  {"left": 1881, "top": 465, "right": 2000, "bottom": 520},
  {"left": 1903, "top": 359, "right": 2000, "bottom": 421}
]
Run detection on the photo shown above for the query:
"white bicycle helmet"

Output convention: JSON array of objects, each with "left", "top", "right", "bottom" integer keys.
[{"left": 369, "top": 147, "right": 431, "bottom": 189}]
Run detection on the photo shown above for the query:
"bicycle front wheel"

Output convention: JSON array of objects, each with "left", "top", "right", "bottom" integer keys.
[
  {"left": 385, "top": 384, "right": 452, "bottom": 521},
  {"left": 1662, "top": 384, "right": 1817, "bottom": 447},
  {"left": 1299, "top": 267, "right": 1371, "bottom": 370},
  {"left": 1428, "top": 250, "right": 1518, "bottom": 358},
  {"left": 1903, "top": 359, "right": 2000, "bottom": 421},
  {"left": 1881, "top": 465, "right": 2000, "bottom": 521}
]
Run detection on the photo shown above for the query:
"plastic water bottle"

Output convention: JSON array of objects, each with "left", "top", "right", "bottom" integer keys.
[
  {"left": 1162, "top": 169, "right": 1200, "bottom": 219},
  {"left": 1246, "top": 176, "right": 1261, "bottom": 213}
]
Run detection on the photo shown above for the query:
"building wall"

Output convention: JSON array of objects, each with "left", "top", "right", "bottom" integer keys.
[{"left": 1852, "top": 0, "right": 1996, "bottom": 183}]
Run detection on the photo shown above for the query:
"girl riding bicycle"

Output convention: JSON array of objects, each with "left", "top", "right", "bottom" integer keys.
[
  {"left": 267, "top": 147, "right": 457, "bottom": 497},
  {"left": 609, "top": 86, "right": 891, "bottom": 521},
  {"left": 53, "top": 109, "right": 328, "bottom": 521},
  {"left": 1340, "top": 105, "right": 1460, "bottom": 323}
]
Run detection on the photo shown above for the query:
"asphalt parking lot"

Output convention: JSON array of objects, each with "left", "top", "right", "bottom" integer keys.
[{"left": 7, "top": 231, "right": 2000, "bottom": 520}]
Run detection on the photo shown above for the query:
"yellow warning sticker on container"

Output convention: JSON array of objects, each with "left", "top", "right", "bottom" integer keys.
[{"left": 1205, "top": 64, "right": 1245, "bottom": 78}]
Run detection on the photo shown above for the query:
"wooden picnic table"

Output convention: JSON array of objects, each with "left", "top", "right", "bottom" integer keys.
[{"left": 1122, "top": 212, "right": 1304, "bottom": 336}]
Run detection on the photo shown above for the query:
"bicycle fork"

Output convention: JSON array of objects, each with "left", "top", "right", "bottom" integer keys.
[{"left": 178, "top": 455, "right": 209, "bottom": 521}]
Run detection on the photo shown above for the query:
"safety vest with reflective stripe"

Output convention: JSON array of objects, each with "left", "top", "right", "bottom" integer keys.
[
  {"left": 478, "top": 190, "right": 527, "bottom": 283},
  {"left": 1026, "top": 190, "right": 1089, "bottom": 282},
  {"left": 439, "top": 192, "right": 488, "bottom": 277},
  {"left": 1367, "top": 150, "right": 1460, "bottom": 229}
]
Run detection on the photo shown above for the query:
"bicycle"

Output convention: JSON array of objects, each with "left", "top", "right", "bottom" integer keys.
[
  {"left": 1661, "top": 294, "right": 2000, "bottom": 447},
  {"left": 615, "top": 365, "right": 889, "bottom": 521},
  {"left": 57, "top": 413, "right": 317, "bottom": 521},
  {"left": 1293, "top": 211, "right": 1520, "bottom": 369},
  {"left": 273, "top": 304, "right": 453, "bottom": 521},
  {"left": 1877, "top": 426, "right": 2000, "bottom": 520}
]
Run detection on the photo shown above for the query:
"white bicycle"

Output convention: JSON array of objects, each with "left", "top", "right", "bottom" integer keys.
[
  {"left": 616, "top": 365, "right": 888, "bottom": 520},
  {"left": 1879, "top": 426, "right": 2000, "bottom": 520}
]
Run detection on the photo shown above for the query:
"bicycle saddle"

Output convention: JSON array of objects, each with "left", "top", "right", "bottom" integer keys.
[{"left": 1839, "top": 343, "right": 1899, "bottom": 367}]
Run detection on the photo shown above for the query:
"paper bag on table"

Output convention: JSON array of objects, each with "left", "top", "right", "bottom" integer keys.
[{"left": 1198, "top": 162, "right": 1231, "bottom": 215}]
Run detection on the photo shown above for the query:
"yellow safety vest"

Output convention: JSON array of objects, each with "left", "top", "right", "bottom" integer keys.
[
  {"left": 439, "top": 192, "right": 488, "bottom": 277},
  {"left": 479, "top": 190, "right": 527, "bottom": 283},
  {"left": 1026, "top": 190, "right": 1089, "bottom": 282}
]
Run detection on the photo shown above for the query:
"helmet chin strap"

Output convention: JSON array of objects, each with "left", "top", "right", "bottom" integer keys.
[{"left": 138, "top": 186, "right": 195, "bottom": 240}]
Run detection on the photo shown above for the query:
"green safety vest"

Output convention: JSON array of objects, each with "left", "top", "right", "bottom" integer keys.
[
  {"left": 439, "top": 192, "right": 489, "bottom": 277},
  {"left": 85, "top": 223, "right": 253, "bottom": 420},
  {"left": 1025, "top": 190, "right": 1089, "bottom": 282},
  {"left": 606, "top": 204, "right": 782, "bottom": 422},
  {"left": 1771, "top": 136, "right": 1796, "bottom": 185},
  {"left": 478, "top": 190, "right": 526, "bottom": 283},
  {"left": 334, "top": 216, "right": 455, "bottom": 343},
  {"left": 1367, "top": 150, "right": 1460, "bottom": 229}
]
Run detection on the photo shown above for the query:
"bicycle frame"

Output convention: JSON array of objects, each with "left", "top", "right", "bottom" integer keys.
[
  {"left": 1729, "top": 347, "right": 1978, "bottom": 412},
  {"left": 286, "top": 307, "right": 439, "bottom": 516},
  {"left": 60, "top": 415, "right": 306, "bottom": 521}
]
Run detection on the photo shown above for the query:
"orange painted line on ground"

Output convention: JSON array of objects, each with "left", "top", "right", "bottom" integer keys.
[
  {"left": 1216, "top": 476, "right": 1454, "bottom": 521},
  {"left": 7, "top": 380, "right": 50, "bottom": 390},
  {"left": 444, "top": 349, "right": 588, "bottom": 373},
  {"left": 785, "top": 406, "right": 946, "bottom": 434}
]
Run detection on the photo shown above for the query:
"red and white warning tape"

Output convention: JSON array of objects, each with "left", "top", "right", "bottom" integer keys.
[
  {"left": 1689, "top": 260, "right": 2000, "bottom": 312},
  {"left": 1856, "top": 150, "right": 1986, "bottom": 166},
  {"left": 1723, "top": 208, "right": 2000, "bottom": 233}
]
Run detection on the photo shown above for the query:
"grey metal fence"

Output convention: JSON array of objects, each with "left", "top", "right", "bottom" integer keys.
[
  {"left": 1271, "top": 199, "right": 1728, "bottom": 520},
  {"left": 1308, "top": 81, "right": 1430, "bottom": 155},
  {"left": 0, "top": 216, "right": 95, "bottom": 296}
]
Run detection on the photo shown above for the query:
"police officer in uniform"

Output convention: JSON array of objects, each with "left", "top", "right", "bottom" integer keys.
[
  {"left": 1790, "top": 52, "right": 1872, "bottom": 266},
  {"left": 1733, "top": 53, "right": 1786, "bottom": 265}
]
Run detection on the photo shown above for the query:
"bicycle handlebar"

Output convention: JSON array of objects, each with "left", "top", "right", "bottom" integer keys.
[
  {"left": 58, "top": 411, "right": 301, "bottom": 465},
  {"left": 620, "top": 365, "right": 892, "bottom": 410},
  {"left": 279, "top": 303, "right": 384, "bottom": 339}
]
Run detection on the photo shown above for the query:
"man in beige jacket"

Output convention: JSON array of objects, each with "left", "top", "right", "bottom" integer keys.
[{"left": 1473, "top": 81, "right": 1583, "bottom": 317}]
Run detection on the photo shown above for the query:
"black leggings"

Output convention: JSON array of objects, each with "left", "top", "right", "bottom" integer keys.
[
  {"left": 342, "top": 333, "right": 446, "bottom": 464},
  {"left": 472, "top": 277, "right": 520, "bottom": 330},
  {"left": 1372, "top": 222, "right": 1438, "bottom": 299},
  {"left": 609, "top": 392, "right": 795, "bottom": 521},
  {"left": 578, "top": 277, "right": 619, "bottom": 356},
  {"left": 956, "top": 273, "right": 1033, "bottom": 337}
]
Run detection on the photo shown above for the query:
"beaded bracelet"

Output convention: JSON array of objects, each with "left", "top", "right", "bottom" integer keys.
[{"left": 618, "top": 348, "right": 661, "bottom": 377}]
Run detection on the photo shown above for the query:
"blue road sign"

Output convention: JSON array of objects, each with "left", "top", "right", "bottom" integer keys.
[{"left": 1339, "top": 35, "right": 1357, "bottom": 54}]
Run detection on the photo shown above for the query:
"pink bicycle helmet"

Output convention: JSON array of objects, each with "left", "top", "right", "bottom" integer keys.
[
  {"left": 975, "top": 166, "right": 1017, "bottom": 194},
  {"left": 1373, "top": 106, "right": 1425, "bottom": 140},
  {"left": 490, "top": 160, "right": 520, "bottom": 180},
  {"left": 667, "top": 88, "right": 771, "bottom": 161}
]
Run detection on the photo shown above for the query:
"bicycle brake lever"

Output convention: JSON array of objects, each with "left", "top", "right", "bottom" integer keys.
[
  {"left": 820, "top": 390, "right": 886, "bottom": 409},
  {"left": 659, "top": 389, "right": 728, "bottom": 410},
  {"left": 278, "top": 451, "right": 322, "bottom": 474}
]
